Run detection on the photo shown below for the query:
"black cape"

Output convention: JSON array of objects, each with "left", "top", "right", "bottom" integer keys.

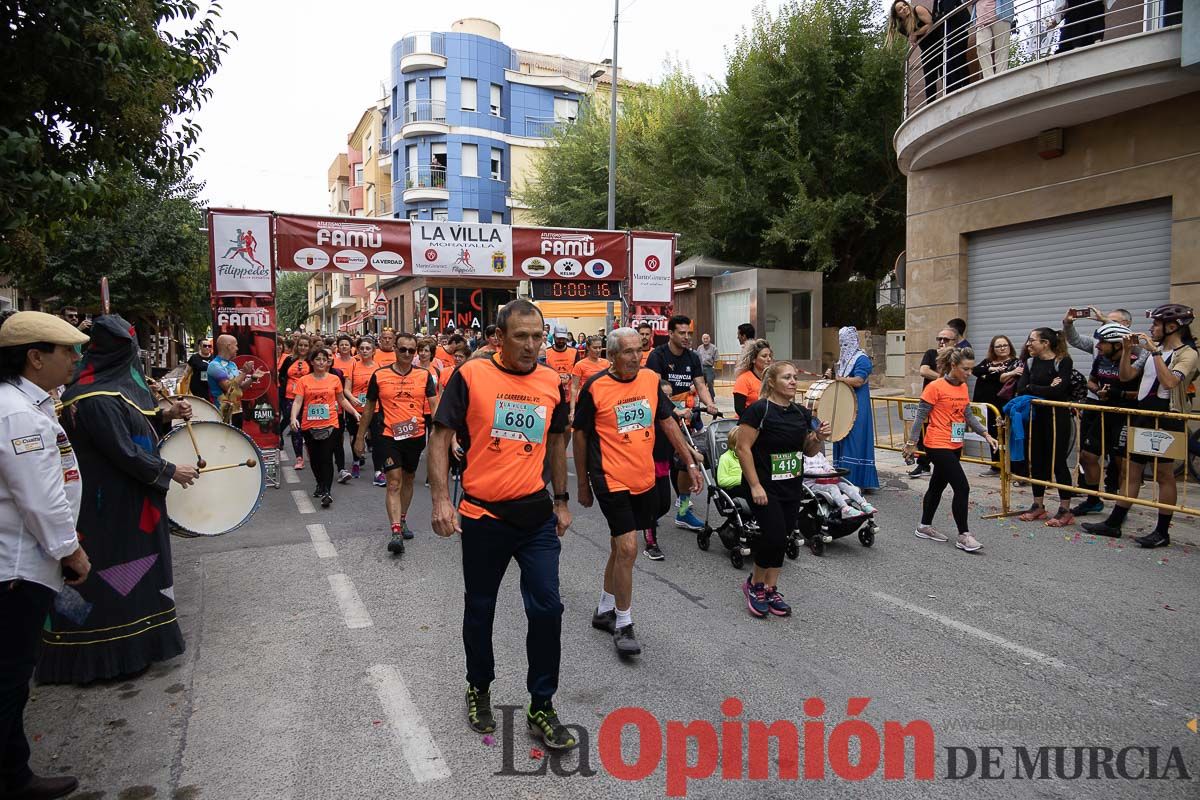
[{"left": 38, "top": 316, "right": 184, "bottom": 684}]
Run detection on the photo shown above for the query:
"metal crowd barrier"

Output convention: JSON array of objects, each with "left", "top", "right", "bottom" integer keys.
[
  {"left": 871, "top": 396, "right": 1012, "bottom": 518},
  {"left": 1016, "top": 398, "right": 1200, "bottom": 517}
]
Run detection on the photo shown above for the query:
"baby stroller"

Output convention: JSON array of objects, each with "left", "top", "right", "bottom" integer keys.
[
  {"left": 690, "top": 417, "right": 798, "bottom": 570},
  {"left": 792, "top": 466, "right": 879, "bottom": 557}
]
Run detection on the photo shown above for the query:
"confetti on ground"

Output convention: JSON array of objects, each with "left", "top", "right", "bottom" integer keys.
[
  {"left": 1163, "top": 605, "right": 1176, "bottom": 611},
  {"left": 530, "top": 747, "right": 545, "bottom": 760},
  {"left": 482, "top": 734, "right": 496, "bottom": 746},
  {"left": 372, "top": 719, "right": 382, "bottom": 726}
]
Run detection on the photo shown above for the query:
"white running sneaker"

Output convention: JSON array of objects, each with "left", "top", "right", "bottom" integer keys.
[
  {"left": 840, "top": 506, "right": 866, "bottom": 520},
  {"left": 956, "top": 533, "right": 983, "bottom": 552},
  {"left": 914, "top": 524, "right": 948, "bottom": 542}
]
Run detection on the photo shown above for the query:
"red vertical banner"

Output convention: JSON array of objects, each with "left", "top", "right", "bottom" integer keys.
[{"left": 211, "top": 297, "right": 278, "bottom": 451}]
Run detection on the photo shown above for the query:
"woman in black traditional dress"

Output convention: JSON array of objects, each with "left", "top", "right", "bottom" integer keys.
[{"left": 37, "top": 316, "right": 198, "bottom": 684}]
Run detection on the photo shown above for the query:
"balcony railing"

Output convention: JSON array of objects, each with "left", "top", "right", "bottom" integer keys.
[
  {"left": 400, "top": 31, "right": 445, "bottom": 58},
  {"left": 403, "top": 99, "right": 447, "bottom": 125},
  {"left": 378, "top": 137, "right": 391, "bottom": 156},
  {"left": 405, "top": 164, "right": 447, "bottom": 190},
  {"left": 523, "top": 115, "right": 567, "bottom": 138},
  {"left": 376, "top": 195, "right": 392, "bottom": 217},
  {"left": 900, "top": 0, "right": 1184, "bottom": 118},
  {"left": 509, "top": 51, "right": 593, "bottom": 85}
]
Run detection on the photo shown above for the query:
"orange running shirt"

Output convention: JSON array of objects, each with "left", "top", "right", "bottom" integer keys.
[
  {"left": 433, "top": 354, "right": 568, "bottom": 519},
  {"left": 294, "top": 373, "right": 343, "bottom": 431},
  {"left": 639, "top": 349, "right": 651, "bottom": 367},
  {"left": 333, "top": 353, "right": 357, "bottom": 380},
  {"left": 285, "top": 358, "right": 311, "bottom": 400},
  {"left": 347, "top": 359, "right": 379, "bottom": 412},
  {"left": 733, "top": 370, "right": 762, "bottom": 403},
  {"left": 573, "top": 367, "right": 674, "bottom": 495},
  {"left": 919, "top": 377, "right": 971, "bottom": 450},
  {"left": 374, "top": 348, "right": 397, "bottom": 368},
  {"left": 544, "top": 346, "right": 579, "bottom": 378},
  {"left": 367, "top": 365, "right": 436, "bottom": 440},
  {"left": 438, "top": 363, "right": 456, "bottom": 392},
  {"left": 570, "top": 358, "right": 610, "bottom": 400}
]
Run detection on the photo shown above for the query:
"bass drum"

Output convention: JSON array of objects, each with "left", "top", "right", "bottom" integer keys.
[
  {"left": 159, "top": 421, "right": 265, "bottom": 537},
  {"left": 802, "top": 379, "right": 858, "bottom": 442},
  {"left": 157, "top": 395, "right": 223, "bottom": 425}
]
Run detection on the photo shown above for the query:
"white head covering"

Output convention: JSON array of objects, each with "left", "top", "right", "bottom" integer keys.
[{"left": 836, "top": 326, "right": 865, "bottom": 377}]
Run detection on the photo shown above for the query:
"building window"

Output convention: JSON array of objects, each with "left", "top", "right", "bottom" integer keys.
[
  {"left": 431, "top": 142, "right": 447, "bottom": 171},
  {"left": 354, "top": 164, "right": 364, "bottom": 185},
  {"left": 433, "top": 208, "right": 448, "bottom": 221},
  {"left": 492, "top": 211, "right": 504, "bottom": 225},
  {"left": 430, "top": 77, "right": 446, "bottom": 121},
  {"left": 460, "top": 78, "right": 477, "bottom": 112},
  {"left": 462, "top": 209, "right": 479, "bottom": 223},
  {"left": 366, "top": 143, "right": 372, "bottom": 161},
  {"left": 554, "top": 97, "right": 579, "bottom": 123},
  {"left": 461, "top": 143, "right": 478, "bottom": 177},
  {"left": 490, "top": 84, "right": 501, "bottom": 116},
  {"left": 490, "top": 148, "right": 502, "bottom": 181}
]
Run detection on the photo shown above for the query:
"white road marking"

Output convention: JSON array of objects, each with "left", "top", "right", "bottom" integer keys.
[
  {"left": 871, "top": 591, "right": 1067, "bottom": 670},
  {"left": 278, "top": 450, "right": 289, "bottom": 462},
  {"left": 327, "top": 574, "right": 373, "bottom": 629},
  {"left": 290, "top": 490, "right": 315, "bottom": 514},
  {"left": 283, "top": 466, "right": 299, "bottom": 484},
  {"left": 306, "top": 523, "right": 337, "bottom": 559},
  {"left": 367, "top": 665, "right": 452, "bottom": 783}
]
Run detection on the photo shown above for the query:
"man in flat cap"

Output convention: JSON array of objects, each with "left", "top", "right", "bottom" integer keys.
[{"left": 0, "top": 311, "right": 92, "bottom": 799}]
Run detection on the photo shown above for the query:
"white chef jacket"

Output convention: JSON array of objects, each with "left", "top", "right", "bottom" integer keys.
[{"left": 0, "top": 377, "right": 82, "bottom": 591}]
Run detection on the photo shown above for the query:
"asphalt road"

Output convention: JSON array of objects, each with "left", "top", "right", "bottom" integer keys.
[{"left": 23, "top": 446, "right": 1200, "bottom": 800}]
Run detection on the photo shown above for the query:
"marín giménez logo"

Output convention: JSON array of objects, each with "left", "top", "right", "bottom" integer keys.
[{"left": 489, "top": 698, "right": 1192, "bottom": 796}]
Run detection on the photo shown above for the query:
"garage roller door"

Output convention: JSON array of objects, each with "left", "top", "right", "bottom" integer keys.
[{"left": 967, "top": 201, "right": 1171, "bottom": 379}]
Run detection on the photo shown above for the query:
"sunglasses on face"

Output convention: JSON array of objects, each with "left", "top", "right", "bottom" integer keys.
[
  {"left": 936, "top": 337, "right": 952, "bottom": 343},
  {"left": 395, "top": 347, "right": 417, "bottom": 354}
]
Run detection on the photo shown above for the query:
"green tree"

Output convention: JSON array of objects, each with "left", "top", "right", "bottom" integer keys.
[
  {"left": 0, "top": 0, "right": 233, "bottom": 269},
  {"left": 521, "top": 0, "right": 906, "bottom": 279},
  {"left": 31, "top": 169, "right": 212, "bottom": 336},
  {"left": 716, "top": 0, "right": 906, "bottom": 278},
  {"left": 519, "top": 64, "right": 719, "bottom": 259},
  {"left": 275, "top": 272, "right": 309, "bottom": 332}
]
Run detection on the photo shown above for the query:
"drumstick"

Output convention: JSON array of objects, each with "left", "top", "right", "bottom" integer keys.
[
  {"left": 153, "top": 385, "right": 206, "bottom": 468},
  {"left": 198, "top": 458, "right": 257, "bottom": 474}
]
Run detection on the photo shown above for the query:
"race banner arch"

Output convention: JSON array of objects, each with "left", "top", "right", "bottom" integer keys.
[{"left": 207, "top": 208, "right": 677, "bottom": 451}]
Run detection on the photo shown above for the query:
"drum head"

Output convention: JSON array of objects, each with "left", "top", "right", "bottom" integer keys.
[
  {"left": 804, "top": 379, "right": 858, "bottom": 442},
  {"left": 159, "top": 421, "right": 265, "bottom": 536},
  {"left": 157, "top": 395, "right": 223, "bottom": 425}
]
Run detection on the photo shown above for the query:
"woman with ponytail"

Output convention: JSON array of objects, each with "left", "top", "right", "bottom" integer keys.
[{"left": 903, "top": 347, "right": 997, "bottom": 553}]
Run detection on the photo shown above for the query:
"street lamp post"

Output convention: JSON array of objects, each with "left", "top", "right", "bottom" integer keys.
[{"left": 607, "top": 0, "right": 619, "bottom": 331}]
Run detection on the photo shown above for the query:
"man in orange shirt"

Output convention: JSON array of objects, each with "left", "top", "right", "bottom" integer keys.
[
  {"left": 573, "top": 327, "right": 700, "bottom": 657},
  {"left": 542, "top": 324, "right": 580, "bottom": 396},
  {"left": 636, "top": 321, "right": 654, "bottom": 366},
  {"left": 429, "top": 299, "right": 576, "bottom": 751},
  {"left": 355, "top": 332, "right": 437, "bottom": 553}
]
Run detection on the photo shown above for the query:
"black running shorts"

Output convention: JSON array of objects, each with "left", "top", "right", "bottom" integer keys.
[
  {"left": 594, "top": 486, "right": 660, "bottom": 537},
  {"left": 382, "top": 435, "right": 426, "bottom": 473}
]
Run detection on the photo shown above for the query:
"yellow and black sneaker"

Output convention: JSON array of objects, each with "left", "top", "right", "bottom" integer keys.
[
  {"left": 466, "top": 685, "right": 495, "bottom": 734},
  {"left": 526, "top": 704, "right": 577, "bottom": 751}
]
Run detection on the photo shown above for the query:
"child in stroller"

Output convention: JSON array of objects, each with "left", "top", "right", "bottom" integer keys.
[
  {"left": 802, "top": 437, "right": 877, "bottom": 519},
  {"left": 693, "top": 419, "right": 768, "bottom": 570},
  {"left": 794, "top": 436, "right": 880, "bottom": 556}
]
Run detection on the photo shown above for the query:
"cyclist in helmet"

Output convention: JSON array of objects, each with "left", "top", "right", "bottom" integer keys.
[
  {"left": 1070, "top": 321, "right": 1140, "bottom": 518},
  {"left": 1083, "top": 304, "right": 1198, "bottom": 547}
]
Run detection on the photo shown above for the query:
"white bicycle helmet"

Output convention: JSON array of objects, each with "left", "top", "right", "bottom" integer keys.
[{"left": 1095, "top": 321, "right": 1132, "bottom": 342}]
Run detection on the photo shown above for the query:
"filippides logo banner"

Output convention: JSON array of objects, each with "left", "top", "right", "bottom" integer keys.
[
  {"left": 411, "top": 221, "right": 513, "bottom": 277},
  {"left": 212, "top": 213, "right": 273, "bottom": 293}
]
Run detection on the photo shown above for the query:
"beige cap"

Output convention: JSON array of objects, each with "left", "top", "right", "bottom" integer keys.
[{"left": 0, "top": 311, "right": 90, "bottom": 347}]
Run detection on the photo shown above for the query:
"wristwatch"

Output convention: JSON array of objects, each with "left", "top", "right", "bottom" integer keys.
[{"left": 553, "top": 492, "right": 570, "bottom": 503}]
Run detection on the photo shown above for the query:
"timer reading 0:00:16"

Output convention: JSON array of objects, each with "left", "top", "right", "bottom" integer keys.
[{"left": 550, "top": 281, "right": 613, "bottom": 299}]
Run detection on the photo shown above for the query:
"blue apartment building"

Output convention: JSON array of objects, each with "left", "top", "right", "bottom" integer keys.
[{"left": 389, "top": 18, "right": 599, "bottom": 224}]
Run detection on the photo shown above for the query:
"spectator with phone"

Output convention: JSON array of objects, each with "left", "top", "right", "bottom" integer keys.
[{"left": 0, "top": 311, "right": 92, "bottom": 800}]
